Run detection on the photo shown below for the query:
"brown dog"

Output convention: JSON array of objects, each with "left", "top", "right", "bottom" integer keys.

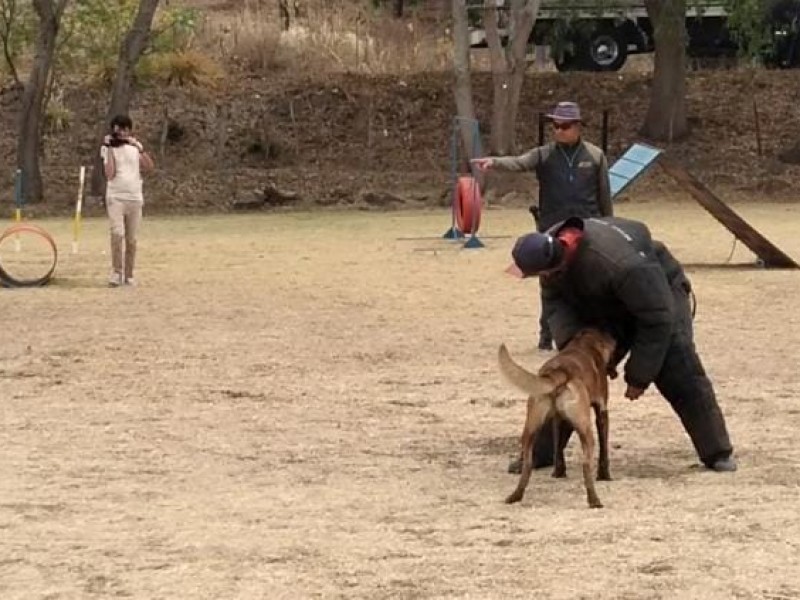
[{"left": 498, "top": 329, "right": 616, "bottom": 508}]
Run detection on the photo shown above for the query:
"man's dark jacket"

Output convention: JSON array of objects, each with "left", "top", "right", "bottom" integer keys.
[{"left": 542, "top": 216, "right": 691, "bottom": 390}]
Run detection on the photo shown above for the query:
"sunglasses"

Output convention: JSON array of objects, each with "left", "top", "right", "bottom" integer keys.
[{"left": 552, "top": 121, "right": 577, "bottom": 131}]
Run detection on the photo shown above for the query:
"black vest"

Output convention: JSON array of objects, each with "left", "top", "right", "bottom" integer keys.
[{"left": 535, "top": 141, "right": 605, "bottom": 231}]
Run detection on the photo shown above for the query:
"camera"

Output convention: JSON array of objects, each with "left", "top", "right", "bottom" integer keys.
[{"left": 105, "top": 131, "right": 128, "bottom": 148}]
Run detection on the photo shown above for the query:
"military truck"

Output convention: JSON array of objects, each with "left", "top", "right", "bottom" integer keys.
[{"left": 467, "top": 0, "right": 800, "bottom": 71}]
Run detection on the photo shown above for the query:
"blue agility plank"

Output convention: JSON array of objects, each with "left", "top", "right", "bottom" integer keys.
[{"left": 609, "top": 143, "right": 662, "bottom": 199}]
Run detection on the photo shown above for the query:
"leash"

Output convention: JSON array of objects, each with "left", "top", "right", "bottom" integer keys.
[{"left": 690, "top": 288, "right": 697, "bottom": 320}]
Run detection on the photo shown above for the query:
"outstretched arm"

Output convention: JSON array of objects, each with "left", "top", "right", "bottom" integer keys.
[{"left": 472, "top": 147, "right": 544, "bottom": 173}]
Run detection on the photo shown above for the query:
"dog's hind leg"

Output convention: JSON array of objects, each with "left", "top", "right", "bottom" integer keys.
[
  {"left": 594, "top": 404, "right": 611, "bottom": 481},
  {"left": 506, "top": 398, "right": 551, "bottom": 505},
  {"left": 566, "top": 391, "right": 602, "bottom": 509},
  {"left": 576, "top": 421, "right": 603, "bottom": 508},
  {"left": 551, "top": 414, "right": 570, "bottom": 479}
]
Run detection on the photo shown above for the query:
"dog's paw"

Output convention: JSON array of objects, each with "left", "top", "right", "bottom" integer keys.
[
  {"left": 505, "top": 491, "right": 523, "bottom": 504},
  {"left": 597, "top": 471, "right": 612, "bottom": 482},
  {"left": 587, "top": 489, "right": 604, "bottom": 508},
  {"left": 551, "top": 468, "right": 567, "bottom": 479}
]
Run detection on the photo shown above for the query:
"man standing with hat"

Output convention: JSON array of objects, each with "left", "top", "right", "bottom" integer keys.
[
  {"left": 505, "top": 214, "right": 737, "bottom": 474},
  {"left": 473, "top": 101, "right": 613, "bottom": 351}
]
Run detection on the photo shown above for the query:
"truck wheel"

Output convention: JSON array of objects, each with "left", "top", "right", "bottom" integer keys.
[{"left": 583, "top": 29, "right": 628, "bottom": 71}]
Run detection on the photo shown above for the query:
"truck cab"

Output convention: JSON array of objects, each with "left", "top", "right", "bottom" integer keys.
[{"left": 467, "top": 0, "right": 800, "bottom": 71}]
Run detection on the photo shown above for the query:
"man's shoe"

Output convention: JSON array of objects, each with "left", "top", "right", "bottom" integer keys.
[
  {"left": 508, "top": 457, "right": 522, "bottom": 474},
  {"left": 537, "top": 335, "right": 554, "bottom": 351},
  {"left": 709, "top": 456, "right": 737, "bottom": 472},
  {"left": 108, "top": 271, "right": 123, "bottom": 287}
]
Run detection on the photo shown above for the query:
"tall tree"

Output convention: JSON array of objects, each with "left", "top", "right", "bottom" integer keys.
[
  {"left": 483, "top": 0, "right": 540, "bottom": 154},
  {"left": 90, "top": 0, "right": 160, "bottom": 197},
  {"left": 278, "top": 0, "right": 290, "bottom": 30},
  {"left": 452, "top": 0, "right": 479, "bottom": 162},
  {"left": 641, "top": 0, "right": 688, "bottom": 142},
  {"left": 16, "top": 0, "right": 69, "bottom": 204}
]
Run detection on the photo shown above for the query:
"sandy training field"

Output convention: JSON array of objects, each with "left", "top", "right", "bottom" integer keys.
[{"left": 2, "top": 201, "right": 800, "bottom": 599}]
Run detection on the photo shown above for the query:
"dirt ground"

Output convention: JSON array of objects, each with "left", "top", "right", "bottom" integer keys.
[{"left": 2, "top": 200, "right": 800, "bottom": 599}]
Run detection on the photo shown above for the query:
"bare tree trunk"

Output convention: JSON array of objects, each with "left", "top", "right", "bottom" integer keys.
[
  {"left": 484, "top": 0, "right": 540, "bottom": 154},
  {"left": 641, "top": 0, "right": 688, "bottom": 142},
  {"left": 90, "top": 0, "right": 160, "bottom": 197},
  {"left": 16, "top": 0, "right": 68, "bottom": 204},
  {"left": 292, "top": 0, "right": 304, "bottom": 20},
  {"left": 452, "top": 0, "right": 478, "bottom": 162},
  {"left": 278, "top": 0, "right": 290, "bottom": 30}
]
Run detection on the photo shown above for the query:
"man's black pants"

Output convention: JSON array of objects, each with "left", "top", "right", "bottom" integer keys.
[
  {"left": 538, "top": 283, "right": 552, "bottom": 342},
  {"left": 531, "top": 283, "right": 734, "bottom": 468}
]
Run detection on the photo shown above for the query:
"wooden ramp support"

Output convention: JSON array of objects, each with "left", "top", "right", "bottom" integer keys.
[{"left": 658, "top": 158, "right": 799, "bottom": 269}]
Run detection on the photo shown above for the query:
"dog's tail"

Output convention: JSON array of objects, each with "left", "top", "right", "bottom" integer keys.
[{"left": 498, "top": 343, "right": 565, "bottom": 397}]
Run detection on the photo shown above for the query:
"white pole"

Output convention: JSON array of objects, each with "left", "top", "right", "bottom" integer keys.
[
  {"left": 72, "top": 166, "right": 86, "bottom": 254},
  {"left": 13, "top": 168, "right": 22, "bottom": 252}
]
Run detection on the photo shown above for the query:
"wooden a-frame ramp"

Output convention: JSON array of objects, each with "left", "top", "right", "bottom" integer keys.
[{"left": 610, "top": 143, "right": 799, "bottom": 269}]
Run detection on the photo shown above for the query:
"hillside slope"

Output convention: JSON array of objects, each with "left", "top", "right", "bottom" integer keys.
[{"left": 2, "top": 67, "right": 799, "bottom": 215}]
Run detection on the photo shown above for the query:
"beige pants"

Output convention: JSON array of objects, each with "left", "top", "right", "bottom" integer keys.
[{"left": 106, "top": 197, "right": 143, "bottom": 279}]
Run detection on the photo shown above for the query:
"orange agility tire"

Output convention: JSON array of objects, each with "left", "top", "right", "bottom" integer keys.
[
  {"left": 454, "top": 175, "right": 482, "bottom": 234},
  {"left": 0, "top": 223, "right": 58, "bottom": 287}
]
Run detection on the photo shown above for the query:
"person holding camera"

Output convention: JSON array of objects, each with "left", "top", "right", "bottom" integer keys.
[{"left": 100, "top": 114, "right": 154, "bottom": 287}]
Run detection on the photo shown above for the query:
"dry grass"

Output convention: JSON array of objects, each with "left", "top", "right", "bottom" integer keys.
[
  {"left": 84, "top": 57, "right": 119, "bottom": 89},
  {"left": 2, "top": 200, "right": 800, "bottom": 598},
  {"left": 138, "top": 50, "right": 225, "bottom": 88},
  {"left": 196, "top": 1, "right": 283, "bottom": 72},
  {"left": 44, "top": 88, "right": 73, "bottom": 133},
  {"left": 195, "top": 0, "right": 452, "bottom": 75}
]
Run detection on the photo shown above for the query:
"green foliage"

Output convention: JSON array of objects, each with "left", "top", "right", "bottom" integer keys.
[
  {"left": 55, "top": 1, "right": 201, "bottom": 79},
  {"left": 57, "top": 0, "right": 139, "bottom": 73},
  {"left": 723, "top": 0, "right": 772, "bottom": 59},
  {"left": 0, "top": 0, "right": 35, "bottom": 81},
  {"left": 149, "top": 5, "right": 200, "bottom": 55}
]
